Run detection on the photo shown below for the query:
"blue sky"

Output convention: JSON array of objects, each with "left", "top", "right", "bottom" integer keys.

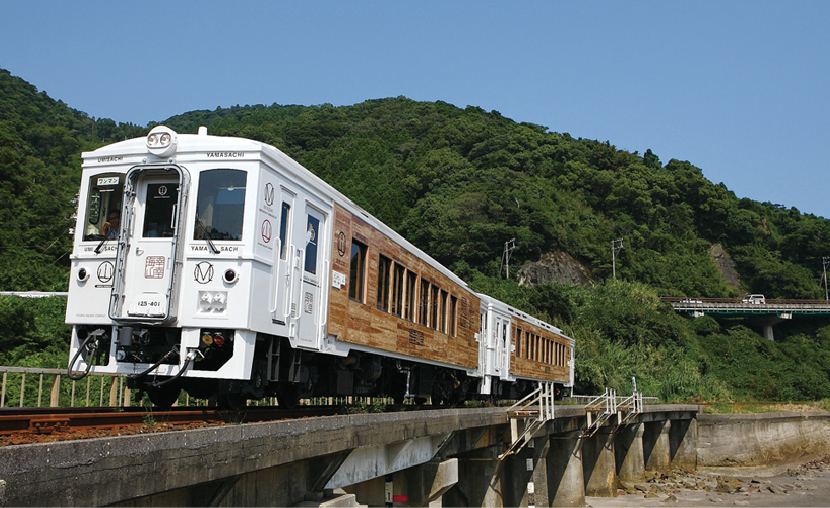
[{"left": 2, "top": 1, "right": 828, "bottom": 217}]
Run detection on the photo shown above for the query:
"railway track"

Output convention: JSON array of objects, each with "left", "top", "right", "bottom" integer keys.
[
  {"left": 0, "top": 406, "right": 343, "bottom": 445},
  {"left": 0, "top": 403, "right": 449, "bottom": 446}
]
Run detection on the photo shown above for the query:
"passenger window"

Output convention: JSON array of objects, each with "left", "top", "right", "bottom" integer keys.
[
  {"left": 404, "top": 272, "right": 417, "bottom": 321},
  {"left": 420, "top": 281, "right": 431, "bottom": 326},
  {"left": 194, "top": 169, "right": 246, "bottom": 241},
  {"left": 449, "top": 295, "right": 457, "bottom": 336},
  {"left": 83, "top": 174, "right": 123, "bottom": 241},
  {"left": 279, "top": 203, "right": 290, "bottom": 260},
  {"left": 391, "top": 264, "right": 405, "bottom": 317},
  {"left": 377, "top": 255, "right": 391, "bottom": 311},
  {"left": 304, "top": 215, "right": 320, "bottom": 274},
  {"left": 349, "top": 240, "right": 367, "bottom": 302}
]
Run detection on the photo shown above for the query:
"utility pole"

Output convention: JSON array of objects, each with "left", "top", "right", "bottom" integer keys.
[
  {"left": 823, "top": 256, "right": 829, "bottom": 301},
  {"left": 502, "top": 238, "right": 516, "bottom": 280},
  {"left": 611, "top": 237, "right": 624, "bottom": 279}
]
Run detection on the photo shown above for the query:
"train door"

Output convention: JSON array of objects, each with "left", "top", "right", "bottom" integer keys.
[
  {"left": 296, "top": 205, "right": 327, "bottom": 348},
  {"left": 110, "top": 167, "right": 187, "bottom": 322},
  {"left": 267, "top": 185, "right": 295, "bottom": 327},
  {"left": 494, "top": 316, "right": 507, "bottom": 375}
]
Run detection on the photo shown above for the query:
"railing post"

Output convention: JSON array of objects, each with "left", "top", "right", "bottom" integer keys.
[
  {"left": 1, "top": 371, "right": 6, "bottom": 408},
  {"left": 19, "top": 373, "right": 25, "bottom": 407},
  {"left": 37, "top": 373, "right": 44, "bottom": 407},
  {"left": 108, "top": 376, "right": 118, "bottom": 407},
  {"left": 50, "top": 374, "right": 61, "bottom": 407}
]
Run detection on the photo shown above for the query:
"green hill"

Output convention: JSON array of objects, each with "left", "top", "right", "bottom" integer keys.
[{"left": 2, "top": 68, "right": 830, "bottom": 402}]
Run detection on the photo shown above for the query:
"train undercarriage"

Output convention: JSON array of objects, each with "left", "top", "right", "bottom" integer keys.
[{"left": 71, "top": 326, "right": 545, "bottom": 409}]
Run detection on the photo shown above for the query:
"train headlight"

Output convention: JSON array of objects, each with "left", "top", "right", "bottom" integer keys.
[
  {"left": 198, "top": 291, "right": 227, "bottom": 312},
  {"left": 77, "top": 267, "right": 89, "bottom": 282},
  {"left": 146, "top": 126, "right": 178, "bottom": 157},
  {"left": 212, "top": 292, "right": 227, "bottom": 311},
  {"left": 199, "top": 292, "right": 212, "bottom": 310}
]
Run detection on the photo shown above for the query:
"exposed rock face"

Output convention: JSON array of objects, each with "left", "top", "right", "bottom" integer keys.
[
  {"left": 709, "top": 244, "right": 740, "bottom": 289},
  {"left": 516, "top": 251, "right": 595, "bottom": 287}
]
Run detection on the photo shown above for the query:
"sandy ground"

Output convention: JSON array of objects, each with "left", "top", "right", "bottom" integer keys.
[{"left": 587, "top": 456, "right": 830, "bottom": 508}]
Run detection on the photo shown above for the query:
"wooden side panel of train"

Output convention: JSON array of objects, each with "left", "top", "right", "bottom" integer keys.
[
  {"left": 510, "top": 317, "right": 571, "bottom": 382},
  {"left": 327, "top": 204, "right": 480, "bottom": 370}
]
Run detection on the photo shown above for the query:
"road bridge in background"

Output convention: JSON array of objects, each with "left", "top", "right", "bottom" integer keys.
[{"left": 661, "top": 297, "right": 830, "bottom": 340}]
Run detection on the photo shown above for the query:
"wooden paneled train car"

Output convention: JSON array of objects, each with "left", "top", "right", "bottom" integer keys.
[{"left": 66, "top": 126, "right": 574, "bottom": 407}]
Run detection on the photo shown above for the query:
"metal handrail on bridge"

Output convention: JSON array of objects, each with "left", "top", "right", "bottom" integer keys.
[
  {"left": 582, "top": 386, "right": 644, "bottom": 437},
  {"left": 500, "top": 381, "right": 555, "bottom": 459}
]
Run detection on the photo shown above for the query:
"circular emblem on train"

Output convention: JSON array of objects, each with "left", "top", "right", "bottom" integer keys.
[
  {"left": 261, "top": 219, "right": 272, "bottom": 243},
  {"left": 337, "top": 231, "right": 347, "bottom": 257},
  {"left": 194, "top": 261, "right": 214, "bottom": 284},
  {"left": 158, "top": 185, "right": 168, "bottom": 196},
  {"left": 264, "top": 183, "right": 275, "bottom": 207},
  {"left": 97, "top": 261, "right": 114, "bottom": 284}
]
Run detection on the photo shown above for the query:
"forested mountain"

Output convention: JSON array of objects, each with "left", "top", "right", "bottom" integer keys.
[{"left": 2, "top": 68, "right": 830, "bottom": 402}]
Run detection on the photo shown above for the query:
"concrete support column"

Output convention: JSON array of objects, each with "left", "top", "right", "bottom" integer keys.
[
  {"left": 615, "top": 423, "right": 645, "bottom": 483},
  {"left": 445, "top": 445, "right": 503, "bottom": 507},
  {"left": 546, "top": 431, "right": 585, "bottom": 507},
  {"left": 529, "top": 436, "right": 552, "bottom": 508},
  {"left": 393, "top": 458, "right": 458, "bottom": 507},
  {"left": 643, "top": 420, "right": 672, "bottom": 473},
  {"left": 669, "top": 418, "right": 697, "bottom": 470},
  {"left": 501, "top": 447, "right": 533, "bottom": 508},
  {"left": 582, "top": 427, "right": 617, "bottom": 497}
]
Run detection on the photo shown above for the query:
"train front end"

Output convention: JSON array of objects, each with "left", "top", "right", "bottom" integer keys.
[{"left": 66, "top": 126, "right": 264, "bottom": 406}]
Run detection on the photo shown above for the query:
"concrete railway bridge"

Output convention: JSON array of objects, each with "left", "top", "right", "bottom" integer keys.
[
  {"left": 662, "top": 297, "right": 830, "bottom": 341},
  {"left": 2, "top": 395, "right": 699, "bottom": 507}
]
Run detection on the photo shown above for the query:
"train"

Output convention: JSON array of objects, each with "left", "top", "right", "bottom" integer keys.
[{"left": 66, "top": 126, "right": 574, "bottom": 408}]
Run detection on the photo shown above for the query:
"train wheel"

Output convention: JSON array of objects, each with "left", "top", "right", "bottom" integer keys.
[{"left": 146, "top": 383, "right": 180, "bottom": 409}]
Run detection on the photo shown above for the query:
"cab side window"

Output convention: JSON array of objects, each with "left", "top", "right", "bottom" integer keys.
[{"left": 83, "top": 174, "right": 123, "bottom": 241}]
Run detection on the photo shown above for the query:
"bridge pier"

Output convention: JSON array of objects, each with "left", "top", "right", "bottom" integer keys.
[
  {"left": 390, "top": 458, "right": 458, "bottom": 507},
  {"left": 643, "top": 420, "right": 672, "bottom": 473},
  {"left": 546, "top": 430, "right": 586, "bottom": 507},
  {"left": 444, "top": 445, "right": 504, "bottom": 507},
  {"left": 582, "top": 427, "right": 618, "bottom": 497},
  {"left": 615, "top": 422, "right": 645, "bottom": 483},
  {"left": 670, "top": 417, "right": 698, "bottom": 469}
]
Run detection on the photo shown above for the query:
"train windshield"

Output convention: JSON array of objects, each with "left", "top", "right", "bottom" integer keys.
[
  {"left": 194, "top": 169, "right": 247, "bottom": 241},
  {"left": 82, "top": 173, "right": 123, "bottom": 241}
]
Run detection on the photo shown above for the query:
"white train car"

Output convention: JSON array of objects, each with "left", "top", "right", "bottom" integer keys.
[{"left": 66, "top": 126, "right": 574, "bottom": 407}]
